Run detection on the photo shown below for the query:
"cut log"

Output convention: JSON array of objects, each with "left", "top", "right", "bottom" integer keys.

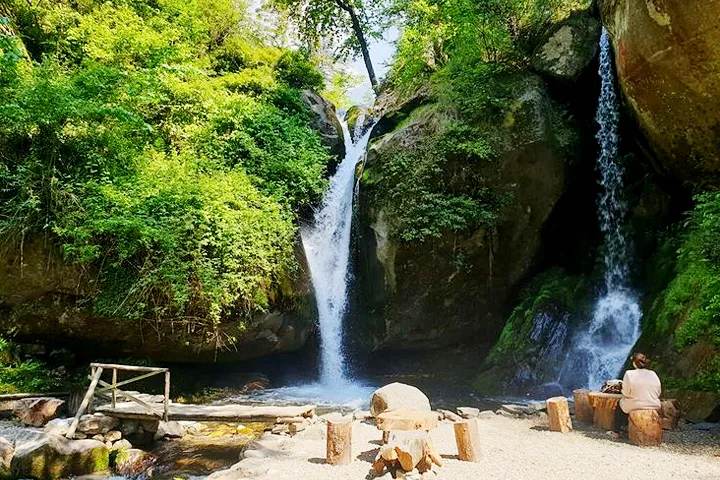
[
  {"left": 629, "top": 409, "right": 663, "bottom": 446},
  {"left": 588, "top": 392, "right": 622, "bottom": 431},
  {"left": 660, "top": 399, "right": 680, "bottom": 430},
  {"left": 395, "top": 437, "right": 425, "bottom": 471},
  {"left": 326, "top": 417, "right": 353, "bottom": 465},
  {"left": 573, "top": 389, "right": 593, "bottom": 424},
  {"left": 547, "top": 397, "right": 572, "bottom": 433},
  {"left": 376, "top": 408, "right": 439, "bottom": 432},
  {"left": 453, "top": 419, "right": 481, "bottom": 462}
]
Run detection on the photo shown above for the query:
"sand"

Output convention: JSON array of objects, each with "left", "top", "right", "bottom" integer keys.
[{"left": 209, "top": 414, "right": 720, "bottom": 480}]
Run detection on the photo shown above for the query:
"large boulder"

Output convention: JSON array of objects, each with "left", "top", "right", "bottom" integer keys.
[
  {"left": 356, "top": 74, "right": 577, "bottom": 350},
  {"left": 532, "top": 10, "right": 601, "bottom": 82},
  {"left": 0, "top": 237, "right": 316, "bottom": 363},
  {"left": 370, "top": 383, "right": 431, "bottom": 417},
  {"left": 112, "top": 448, "right": 156, "bottom": 478},
  {"left": 12, "top": 435, "right": 109, "bottom": 479},
  {"left": 300, "top": 90, "right": 345, "bottom": 161},
  {"left": 600, "top": 0, "right": 720, "bottom": 185},
  {"left": 77, "top": 413, "right": 119, "bottom": 436},
  {"left": 13, "top": 398, "right": 65, "bottom": 427},
  {"left": 0, "top": 437, "right": 13, "bottom": 479}
]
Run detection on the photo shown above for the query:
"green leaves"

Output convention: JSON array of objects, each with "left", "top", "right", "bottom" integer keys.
[{"left": 0, "top": 0, "right": 331, "bottom": 341}]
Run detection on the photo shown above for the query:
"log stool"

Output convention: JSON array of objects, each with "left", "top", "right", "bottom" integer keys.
[
  {"left": 573, "top": 389, "right": 593, "bottom": 424},
  {"left": 588, "top": 392, "right": 622, "bottom": 431},
  {"left": 326, "top": 416, "right": 353, "bottom": 465},
  {"left": 629, "top": 409, "right": 663, "bottom": 446},
  {"left": 547, "top": 397, "right": 573, "bottom": 433},
  {"left": 376, "top": 408, "right": 439, "bottom": 444},
  {"left": 453, "top": 419, "right": 482, "bottom": 462}
]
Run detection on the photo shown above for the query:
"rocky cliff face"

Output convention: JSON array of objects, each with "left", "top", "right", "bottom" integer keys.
[
  {"left": 600, "top": 0, "right": 720, "bottom": 185},
  {"left": 0, "top": 237, "right": 316, "bottom": 362},
  {"left": 354, "top": 75, "right": 580, "bottom": 351}
]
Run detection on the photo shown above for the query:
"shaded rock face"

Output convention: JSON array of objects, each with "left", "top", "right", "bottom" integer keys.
[
  {"left": 13, "top": 398, "right": 65, "bottom": 427},
  {"left": 356, "top": 76, "right": 577, "bottom": 351},
  {"left": 0, "top": 238, "right": 316, "bottom": 363},
  {"left": 600, "top": 0, "right": 720, "bottom": 185},
  {"left": 532, "top": 10, "right": 601, "bottom": 82},
  {"left": 300, "top": 90, "right": 345, "bottom": 162}
]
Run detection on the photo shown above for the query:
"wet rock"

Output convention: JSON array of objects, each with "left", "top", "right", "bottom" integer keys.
[
  {"left": 0, "top": 437, "right": 13, "bottom": 479},
  {"left": 300, "top": 90, "right": 345, "bottom": 161},
  {"left": 112, "top": 448, "right": 156, "bottom": 478},
  {"left": 78, "top": 413, "right": 119, "bottom": 435},
  {"left": 13, "top": 398, "right": 65, "bottom": 427},
  {"left": 154, "top": 421, "right": 184, "bottom": 440},
  {"left": 110, "top": 439, "right": 132, "bottom": 451},
  {"left": 44, "top": 418, "right": 71, "bottom": 437},
  {"left": 12, "top": 436, "right": 109, "bottom": 480},
  {"left": 105, "top": 430, "right": 122, "bottom": 443},
  {"left": 457, "top": 407, "right": 480, "bottom": 419},
  {"left": 370, "top": 383, "right": 432, "bottom": 417},
  {"left": 500, "top": 404, "right": 527, "bottom": 416},
  {"left": 532, "top": 10, "right": 601, "bottom": 82}
]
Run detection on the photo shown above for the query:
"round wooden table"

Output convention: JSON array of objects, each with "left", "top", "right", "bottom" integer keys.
[{"left": 587, "top": 392, "right": 623, "bottom": 431}]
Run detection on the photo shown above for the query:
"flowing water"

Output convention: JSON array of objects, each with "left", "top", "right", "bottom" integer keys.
[
  {"left": 263, "top": 112, "right": 375, "bottom": 406},
  {"left": 562, "top": 29, "right": 642, "bottom": 389}
]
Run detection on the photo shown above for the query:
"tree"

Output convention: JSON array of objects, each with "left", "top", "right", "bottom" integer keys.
[{"left": 271, "top": 0, "right": 383, "bottom": 91}]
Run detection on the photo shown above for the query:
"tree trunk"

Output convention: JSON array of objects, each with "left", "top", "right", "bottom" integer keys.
[
  {"left": 588, "top": 393, "right": 621, "bottom": 431},
  {"left": 629, "top": 409, "right": 663, "bottom": 446},
  {"left": 453, "top": 419, "right": 482, "bottom": 462},
  {"left": 336, "top": 0, "right": 378, "bottom": 91},
  {"left": 547, "top": 397, "right": 573, "bottom": 433},
  {"left": 573, "top": 389, "right": 594, "bottom": 424},
  {"left": 326, "top": 417, "right": 353, "bottom": 465}
]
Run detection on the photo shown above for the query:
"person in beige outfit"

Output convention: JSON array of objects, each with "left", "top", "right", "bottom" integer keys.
[{"left": 616, "top": 352, "right": 662, "bottom": 431}]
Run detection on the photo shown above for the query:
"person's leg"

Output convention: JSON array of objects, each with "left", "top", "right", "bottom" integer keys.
[{"left": 615, "top": 408, "right": 629, "bottom": 433}]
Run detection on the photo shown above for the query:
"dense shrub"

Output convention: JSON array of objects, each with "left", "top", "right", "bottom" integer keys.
[{"left": 0, "top": 0, "right": 331, "bottom": 343}]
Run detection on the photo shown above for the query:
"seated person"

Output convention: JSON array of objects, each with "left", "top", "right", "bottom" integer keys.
[{"left": 616, "top": 352, "right": 661, "bottom": 431}]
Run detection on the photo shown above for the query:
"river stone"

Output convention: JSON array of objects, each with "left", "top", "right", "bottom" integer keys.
[
  {"left": 105, "top": 430, "right": 122, "bottom": 443},
  {"left": 0, "top": 437, "right": 13, "bottom": 479},
  {"left": 154, "top": 421, "right": 184, "bottom": 440},
  {"left": 12, "top": 436, "right": 109, "bottom": 480},
  {"left": 44, "top": 418, "right": 71, "bottom": 437},
  {"left": 13, "top": 398, "right": 65, "bottom": 427},
  {"left": 112, "top": 448, "right": 156, "bottom": 478},
  {"left": 78, "top": 413, "right": 119, "bottom": 435},
  {"left": 457, "top": 407, "right": 480, "bottom": 419},
  {"left": 370, "top": 383, "right": 431, "bottom": 417}
]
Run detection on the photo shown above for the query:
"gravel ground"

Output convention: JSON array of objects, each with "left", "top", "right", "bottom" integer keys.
[{"left": 209, "top": 414, "right": 720, "bottom": 480}]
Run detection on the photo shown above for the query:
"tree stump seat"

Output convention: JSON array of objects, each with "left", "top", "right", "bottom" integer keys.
[
  {"left": 573, "top": 389, "right": 593, "bottom": 424},
  {"left": 629, "top": 409, "right": 663, "bottom": 446},
  {"left": 376, "top": 408, "right": 439, "bottom": 439},
  {"left": 547, "top": 396, "right": 573, "bottom": 433}
]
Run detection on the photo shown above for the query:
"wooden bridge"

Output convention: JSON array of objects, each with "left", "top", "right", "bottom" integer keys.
[{"left": 66, "top": 363, "right": 315, "bottom": 438}]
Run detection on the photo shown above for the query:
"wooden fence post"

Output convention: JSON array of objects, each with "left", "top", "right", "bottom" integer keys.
[
  {"left": 164, "top": 370, "right": 170, "bottom": 422},
  {"left": 66, "top": 367, "right": 103, "bottom": 438}
]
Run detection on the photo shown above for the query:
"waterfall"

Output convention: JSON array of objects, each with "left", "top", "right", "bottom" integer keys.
[
  {"left": 563, "top": 29, "right": 642, "bottom": 389},
  {"left": 301, "top": 112, "right": 373, "bottom": 386}
]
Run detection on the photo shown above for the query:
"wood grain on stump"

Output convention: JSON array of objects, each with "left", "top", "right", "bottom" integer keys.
[
  {"left": 629, "top": 409, "right": 663, "bottom": 446},
  {"left": 573, "top": 389, "right": 593, "bottom": 424},
  {"left": 547, "top": 396, "right": 572, "bottom": 433},
  {"left": 453, "top": 419, "right": 482, "bottom": 462},
  {"left": 326, "top": 417, "right": 353, "bottom": 465},
  {"left": 588, "top": 392, "right": 622, "bottom": 431}
]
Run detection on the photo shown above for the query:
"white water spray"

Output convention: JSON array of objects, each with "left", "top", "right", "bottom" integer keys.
[
  {"left": 301, "top": 112, "right": 374, "bottom": 386},
  {"left": 566, "top": 29, "right": 642, "bottom": 389}
]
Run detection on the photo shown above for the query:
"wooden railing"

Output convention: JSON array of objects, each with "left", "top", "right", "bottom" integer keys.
[{"left": 66, "top": 363, "right": 170, "bottom": 438}]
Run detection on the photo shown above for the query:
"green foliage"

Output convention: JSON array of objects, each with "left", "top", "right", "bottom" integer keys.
[
  {"left": 0, "top": 0, "right": 331, "bottom": 344},
  {"left": 649, "top": 192, "right": 720, "bottom": 349},
  {"left": 365, "top": 112, "right": 506, "bottom": 242},
  {"left": 0, "top": 337, "right": 68, "bottom": 393},
  {"left": 487, "top": 268, "right": 587, "bottom": 364},
  {"left": 275, "top": 50, "right": 325, "bottom": 90}
]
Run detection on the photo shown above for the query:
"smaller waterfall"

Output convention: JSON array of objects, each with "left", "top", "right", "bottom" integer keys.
[
  {"left": 563, "top": 29, "right": 642, "bottom": 389},
  {"left": 301, "top": 112, "right": 374, "bottom": 386}
]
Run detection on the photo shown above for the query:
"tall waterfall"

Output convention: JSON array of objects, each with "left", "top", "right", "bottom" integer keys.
[
  {"left": 565, "top": 29, "right": 642, "bottom": 389},
  {"left": 301, "top": 113, "right": 373, "bottom": 386}
]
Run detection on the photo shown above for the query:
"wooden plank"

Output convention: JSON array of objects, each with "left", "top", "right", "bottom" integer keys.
[
  {"left": 97, "top": 380, "right": 162, "bottom": 417},
  {"left": 111, "top": 369, "right": 117, "bottom": 409},
  {"left": 66, "top": 367, "right": 103, "bottom": 438},
  {"left": 94, "top": 370, "right": 163, "bottom": 395},
  {"left": 90, "top": 362, "right": 168, "bottom": 373},
  {"left": 96, "top": 402, "right": 316, "bottom": 422}
]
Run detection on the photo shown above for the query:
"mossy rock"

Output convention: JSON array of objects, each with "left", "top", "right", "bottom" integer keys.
[{"left": 12, "top": 436, "right": 109, "bottom": 480}]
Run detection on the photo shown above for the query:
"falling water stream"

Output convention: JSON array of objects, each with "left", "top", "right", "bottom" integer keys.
[{"left": 563, "top": 29, "right": 642, "bottom": 389}]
